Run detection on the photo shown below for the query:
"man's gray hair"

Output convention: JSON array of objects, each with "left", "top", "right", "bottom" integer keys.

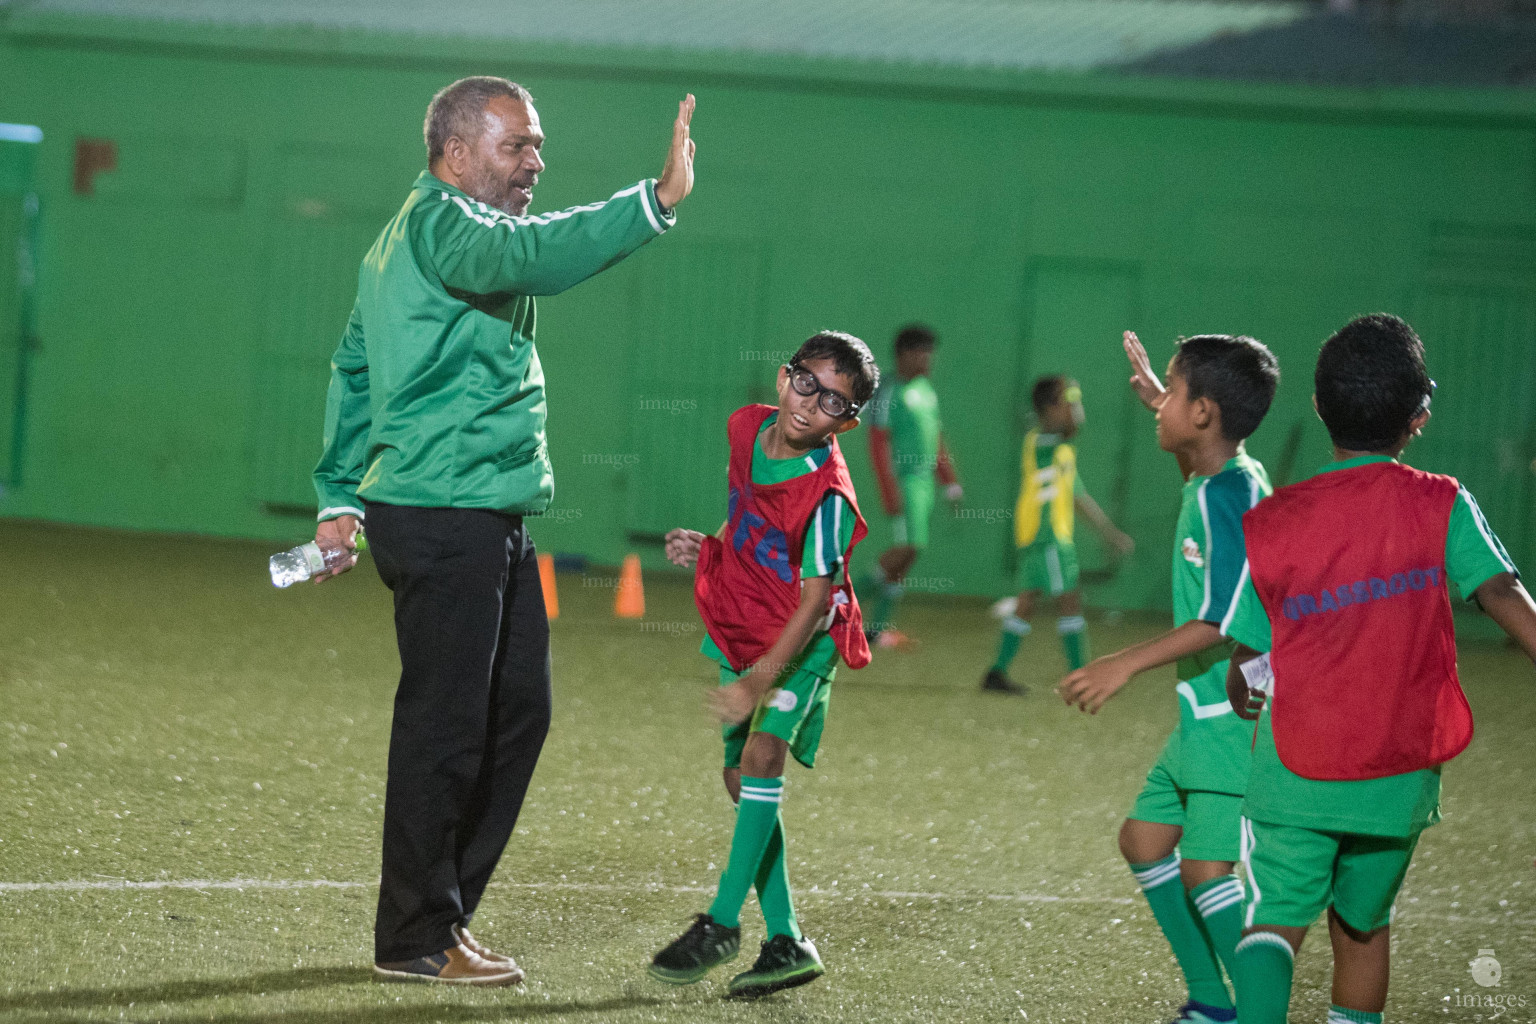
[{"left": 424, "top": 77, "right": 534, "bottom": 163}]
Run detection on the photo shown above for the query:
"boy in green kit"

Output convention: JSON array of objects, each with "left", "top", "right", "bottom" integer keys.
[
  {"left": 983, "top": 374, "right": 1134, "bottom": 694},
  {"left": 1059, "top": 332, "right": 1279, "bottom": 1024},
  {"left": 862, "top": 323, "right": 963, "bottom": 647},
  {"left": 1222, "top": 313, "right": 1536, "bottom": 1024},
  {"left": 648, "top": 331, "right": 879, "bottom": 998}
]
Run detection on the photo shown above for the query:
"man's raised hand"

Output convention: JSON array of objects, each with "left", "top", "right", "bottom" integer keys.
[
  {"left": 1124, "top": 330, "right": 1166, "bottom": 412},
  {"left": 655, "top": 94, "right": 697, "bottom": 211}
]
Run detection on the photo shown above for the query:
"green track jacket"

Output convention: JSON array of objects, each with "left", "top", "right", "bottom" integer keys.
[{"left": 314, "top": 171, "right": 673, "bottom": 520}]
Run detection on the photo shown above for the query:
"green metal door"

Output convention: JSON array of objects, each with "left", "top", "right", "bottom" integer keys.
[
  {"left": 0, "top": 126, "right": 41, "bottom": 489},
  {"left": 1020, "top": 261, "right": 1145, "bottom": 608},
  {"left": 1406, "top": 226, "right": 1536, "bottom": 579}
]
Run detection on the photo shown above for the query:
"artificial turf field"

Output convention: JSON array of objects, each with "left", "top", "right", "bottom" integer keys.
[{"left": 1, "top": 521, "right": 1532, "bottom": 1024}]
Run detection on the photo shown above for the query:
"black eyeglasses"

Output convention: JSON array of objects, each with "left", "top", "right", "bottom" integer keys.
[
  {"left": 1419, "top": 379, "right": 1437, "bottom": 414},
  {"left": 785, "top": 363, "right": 859, "bottom": 418}
]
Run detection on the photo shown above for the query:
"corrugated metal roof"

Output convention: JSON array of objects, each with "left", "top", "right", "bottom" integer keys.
[
  {"left": 3, "top": 0, "right": 1313, "bottom": 72},
  {"left": 1127, "top": 10, "right": 1536, "bottom": 87}
]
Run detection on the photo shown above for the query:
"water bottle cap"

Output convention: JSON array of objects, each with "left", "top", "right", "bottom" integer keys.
[{"left": 301, "top": 542, "right": 328, "bottom": 575}]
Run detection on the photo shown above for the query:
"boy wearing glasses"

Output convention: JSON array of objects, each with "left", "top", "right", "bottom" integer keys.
[
  {"left": 648, "top": 331, "right": 879, "bottom": 998},
  {"left": 1222, "top": 314, "right": 1535, "bottom": 1024}
]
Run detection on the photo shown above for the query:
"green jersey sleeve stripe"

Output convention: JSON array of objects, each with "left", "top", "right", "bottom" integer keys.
[
  {"left": 1458, "top": 486, "right": 1515, "bottom": 572},
  {"left": 1447, "top": 486, "right": 1518, "bottom": 598},
  {"left": 804, "top": 492, "right": 854, "bottom": 577},
  {"left": 1195, "top": 480, "right": 1216, "bottom": 620},
  {"left": 1197, "top": 470, "right": 1262, "bottom": 624},
  {"left": 1219, "top": 559, "right": 1252, "bottom": 635}
]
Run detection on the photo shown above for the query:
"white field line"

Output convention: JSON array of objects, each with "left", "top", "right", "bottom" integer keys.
[
  {"left": 0, "top": 877, "right": 1530, "bottom": 927},
  {"left": 0, "top": 877, "right": 1128, "bottom": 905}
]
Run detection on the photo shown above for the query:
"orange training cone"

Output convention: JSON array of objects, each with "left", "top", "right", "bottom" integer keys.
[
  {"left": 614, "top": 553, "right": 645, "bottom": 619},
  {"left": 538, "top": 552, "right": 559, "bottom": 621}
]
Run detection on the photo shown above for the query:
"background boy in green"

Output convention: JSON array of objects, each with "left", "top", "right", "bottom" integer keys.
[
  {"left": 862, "top": 324, "right": 962, "bottom": 646},
  {"left": 651, "top": 332, "right": 878, "bottom": 999},
  {"left": 1058, "top": 332, "right": 1279, "bottom": 1024},
  {"left": 983, "top": 375, "right": 1132, "bottom": 694},
  {"left": 1223, "top": 314, "right": 1536, "bottom": 1024}
]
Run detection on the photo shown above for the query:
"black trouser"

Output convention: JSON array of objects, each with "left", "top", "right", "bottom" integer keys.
[{"left": 364, "top": 502, "right": 552, "bottom": 963}]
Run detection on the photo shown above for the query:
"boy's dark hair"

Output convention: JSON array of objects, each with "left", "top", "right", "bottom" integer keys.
[
  {"left": 1031, "top": 375, "right": 1068, "bottom": 416},
  {"left": 894, "top": 323, "right": 937, "bottom": 354},
  {"left": 1170, "top": 334, "right": 1280, "bottom": 442},
  {"left": 1315, "top": 313, "right": 1433, "bottom": 452},
  {"left": 792, "top": 330, "right": 881, "bottom": 408}
]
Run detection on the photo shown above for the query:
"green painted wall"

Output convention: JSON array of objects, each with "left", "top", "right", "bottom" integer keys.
[{"left": 1, "top": 27, "right": 1533, "bottom": 610}]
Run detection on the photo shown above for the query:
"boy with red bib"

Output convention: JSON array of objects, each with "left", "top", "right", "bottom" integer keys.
[
  {"left": 648, "top": 331, "right": 878, "bottom": 998},
  {"left": 1222, "top": 314, "right": 1536, "bottom": 1024}
]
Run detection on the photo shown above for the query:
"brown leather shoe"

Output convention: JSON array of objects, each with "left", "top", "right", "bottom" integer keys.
[
  {"left": 374, "top": 942, "right": 523, "bottom": 986},
  {"left": 453, "top": 924, "right": 524, "bottom": 977}
]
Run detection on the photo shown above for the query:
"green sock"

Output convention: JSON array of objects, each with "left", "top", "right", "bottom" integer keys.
[
  {"left": 1190, "top": 874, "right": 1245, "bottom": 994},
  {"left": 708, "top": 776, "right": 783, "bottom": 929},
  {"left": 993, "top": 616, "right": 1030, "bottom": 672},
  {"left": 1232, "top": 931, "right": 1295, "bottom": 1024},
  {"left": 1129, "top": 854, "right": 1231, "bottom": 1009},
  {"left": 753, "top": 815, "right": 801, "bottom": 939},
  {"left": 1058, "top": 615, "right": 1088, "bottom": 670},
  {"left": 1327, "top": 1006, "right": 1383, "bottom": 1024}
]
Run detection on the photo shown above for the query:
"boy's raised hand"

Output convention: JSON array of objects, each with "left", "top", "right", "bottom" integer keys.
[
  {"left": 1124, "top": 331, "right": 1166, "bottom": 412},
  {"left": 664, "top": 528, "right": 706, "bottom": 568},
  {"left": 1058, "top": 654, "right": 1135, "bottom": 714}
]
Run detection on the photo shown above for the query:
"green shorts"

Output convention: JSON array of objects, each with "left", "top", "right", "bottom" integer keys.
[
  {"left": 1240, "top": 817, "right": 1420, "bottom": 932},
  {"left": 1128, "top": 732, "right": 1243, "bottom": 862},
  {"left": 891, "top": 474, "right": 935, "bottom": 550},
  {"left": 721, "top": 662, "right": 832, "bottom": 770},
  {"left": 1016, "top": 539, "right": 1079, "bottom": 598}
]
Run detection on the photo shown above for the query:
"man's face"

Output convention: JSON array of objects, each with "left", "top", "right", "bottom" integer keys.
[{"left": 458, "top": 96, "right": 546, "bottom": 215}]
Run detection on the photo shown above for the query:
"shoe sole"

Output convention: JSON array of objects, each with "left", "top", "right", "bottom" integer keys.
[
  {"left": 727, "top": 964, "right": 825, "bottom": 999},
  {"left": 647, "top": 951, "right": 738, "bottom": 986},
  {"left": 372, "top": 964, "right": 524, "bottom": 986}
]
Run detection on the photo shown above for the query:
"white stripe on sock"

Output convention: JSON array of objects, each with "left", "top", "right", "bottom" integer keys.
[
  {"left": 1195, "top": 890, "right": 1245, "bottom": 917},
  {"left": 1235, "top": 930, "right": 1295, "bottom": 961},
  {"left": 1131, "top": 857, "right": 1181, "bottom": 890},
  {"left": 1193, "top": 879, "right": 1244, "bottom": 914}
]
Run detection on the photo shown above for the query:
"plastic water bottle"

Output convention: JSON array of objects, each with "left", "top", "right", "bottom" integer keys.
[{"left": 269, "top": 532, "right": 368, "bottom": 588}]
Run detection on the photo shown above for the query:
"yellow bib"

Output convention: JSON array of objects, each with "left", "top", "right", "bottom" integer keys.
[{"left": 1014, "top": 431, "right": 1076, "bottom": 547}]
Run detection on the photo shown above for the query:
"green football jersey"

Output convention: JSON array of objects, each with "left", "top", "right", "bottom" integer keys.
[
  {"left": 1226, "top": 455, "right": 1520, "bottom": 837},
  {"left": 869, "top": 374, "right": 942, "bottom": 478},
  {"left": 700, "top": 413, "right": 857, "bottom": 679},
  {"left": 1166, "top": 451, "right": 1272, "bottom": 794}
]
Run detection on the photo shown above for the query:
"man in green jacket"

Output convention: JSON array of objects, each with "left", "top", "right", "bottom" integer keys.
[{"left": 311, "top": 76, "right": 696, "bottom": 985}]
